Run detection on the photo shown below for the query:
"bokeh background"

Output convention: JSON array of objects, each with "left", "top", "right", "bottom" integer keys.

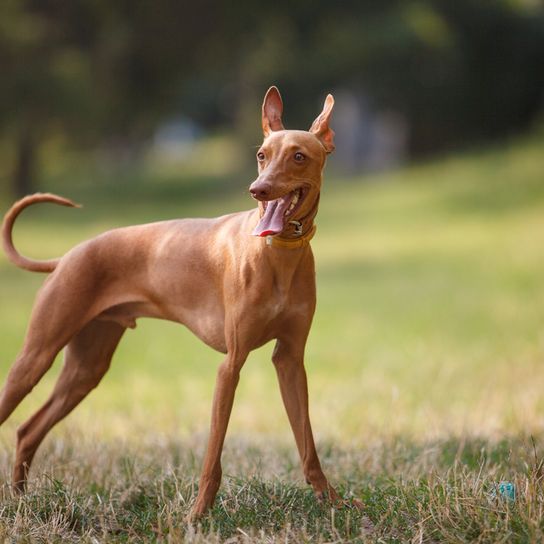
[{"left": 1, "top": 0, "right": 544, "bottom": 445}]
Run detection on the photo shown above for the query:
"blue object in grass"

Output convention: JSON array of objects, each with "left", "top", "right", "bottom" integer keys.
[{"left": 498, "top": 481, "right": 516, "bottom": 502}]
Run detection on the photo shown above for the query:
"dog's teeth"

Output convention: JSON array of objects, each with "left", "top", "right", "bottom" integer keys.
[{"left": 285, "top": 192, "right": 300, "bottom": 217}]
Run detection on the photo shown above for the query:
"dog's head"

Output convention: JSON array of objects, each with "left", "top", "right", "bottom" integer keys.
[{"left": 250, "top": 86, "right": 335, "bottom": 237}]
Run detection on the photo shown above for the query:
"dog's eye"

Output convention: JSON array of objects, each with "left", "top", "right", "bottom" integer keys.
[
  {"left": 257, "top": 152, "right": 265, "bottom": 162},
  {"left": 294, "top": 152, "right": 305, "bottom": 162}
]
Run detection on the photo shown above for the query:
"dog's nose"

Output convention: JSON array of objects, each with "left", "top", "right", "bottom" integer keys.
[{"left": 249, "top": 181, "right": 272, "bottom": 200}]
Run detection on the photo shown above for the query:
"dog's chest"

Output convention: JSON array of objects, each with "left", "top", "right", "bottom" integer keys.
[
  {"left": 258, "top": 265, "right": 307, "bottom": 319},
  {"left": 262, "top": 289, "right": 289, "bottom": 318}
]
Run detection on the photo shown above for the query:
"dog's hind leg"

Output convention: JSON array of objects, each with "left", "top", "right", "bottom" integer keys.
[
  {"left": 0, "top": 270, "right": 104, "bottom": 427},
  {"left": 0, "top": 348, "right": 56, "bottom": 428},
  {"left": 12, "top": 320, "right": 125, "bottom": 491}
]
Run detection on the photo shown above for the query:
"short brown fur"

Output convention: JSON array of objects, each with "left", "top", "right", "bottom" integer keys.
[{"left": 0, "top": 87, "right": 362, "bottom": 517}]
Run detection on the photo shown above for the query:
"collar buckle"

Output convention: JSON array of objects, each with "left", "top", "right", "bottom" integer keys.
[{"left": 289, "top": 220, "right": 303, "bottom": 236}]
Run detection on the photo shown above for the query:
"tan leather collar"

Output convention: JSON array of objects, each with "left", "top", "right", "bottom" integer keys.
[{"left": 265, "top": 224, "right": 317, "bottom": 249}]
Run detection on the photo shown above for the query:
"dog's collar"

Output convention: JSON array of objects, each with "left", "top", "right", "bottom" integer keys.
[{"left": 265, "top": 224, "right": 317, "bottom": 249}]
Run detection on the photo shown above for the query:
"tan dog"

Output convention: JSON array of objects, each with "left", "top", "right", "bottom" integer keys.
[{"left": 0, "top": 87, "right": 358, "bottom": 517}]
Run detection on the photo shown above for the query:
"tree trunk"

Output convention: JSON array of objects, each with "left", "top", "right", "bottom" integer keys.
[{"left": 13, "top": 129, "right": 36, "bottom": 198}]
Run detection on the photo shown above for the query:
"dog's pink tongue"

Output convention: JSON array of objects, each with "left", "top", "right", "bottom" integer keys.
[{"left": 252, "top": 194, "right": 291, "bottom": 237}]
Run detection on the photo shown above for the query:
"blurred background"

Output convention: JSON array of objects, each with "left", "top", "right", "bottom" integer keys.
[
  {"left": 0, "top": 0, "right": 543, "bottom": 196},
  {"left": 0, "top": 0, "right": 544, "bottom": 443}
]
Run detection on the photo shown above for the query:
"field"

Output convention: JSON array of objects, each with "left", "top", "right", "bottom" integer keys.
[{"left": 0, "top": 131, "right": 544, "bottom": 542}]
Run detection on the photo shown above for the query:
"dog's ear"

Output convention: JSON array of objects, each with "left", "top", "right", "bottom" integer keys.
[
  {"left": 262, "top": 86, "right": 285, "bottom": 137},
  {"left": 310, "top": 94, "right": 335, "bottom": 153}
]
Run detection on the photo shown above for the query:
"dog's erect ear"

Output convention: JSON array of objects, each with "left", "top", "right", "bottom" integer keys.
[
  {"left": 309, "top": 94, "right": 335, "bottom": 153},
  {"left": 262, "top": 86, "right": 285, "bottom": 137}
]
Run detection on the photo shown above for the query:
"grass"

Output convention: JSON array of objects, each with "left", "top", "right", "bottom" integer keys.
[
  {"left": 0, "top": 130, "right": 544, "bottom": 541},
  {"left": 1, "top": 435, "right": 544, "bottom": 542}
]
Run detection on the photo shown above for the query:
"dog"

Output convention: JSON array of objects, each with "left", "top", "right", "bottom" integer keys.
[{"left": 1, "top": 86, "right": 361, "bottom": 517}]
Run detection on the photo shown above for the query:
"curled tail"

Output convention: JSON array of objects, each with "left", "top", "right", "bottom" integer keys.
[{"left": 2, "top": 193, "right": 80, "bottom": 273}]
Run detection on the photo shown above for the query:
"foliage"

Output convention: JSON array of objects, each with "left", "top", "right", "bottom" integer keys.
[{"left": 0, "top": 0, "right": 543, "bottom": 194}]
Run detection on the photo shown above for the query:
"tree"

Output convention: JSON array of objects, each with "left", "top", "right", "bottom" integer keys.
[
  {"left": 1, "top": 0, "right": 542, "bottom": 195},
  {"left": 0, "top": 0, "right": 220, "bottom": 196}
]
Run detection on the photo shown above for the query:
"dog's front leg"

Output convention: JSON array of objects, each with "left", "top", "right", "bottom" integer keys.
[
  {"left": 272, "top": 339, "right": 342, "bottom": 504},
  {"left": 190, "top": 349, "right": 248, "bottom": 518}
]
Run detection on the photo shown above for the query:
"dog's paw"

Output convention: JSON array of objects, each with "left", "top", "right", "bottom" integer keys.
[{"left": 186, "top": 503, "right": 210, "bottom": 523}]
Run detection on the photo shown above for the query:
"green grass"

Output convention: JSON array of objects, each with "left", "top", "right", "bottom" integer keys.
[{"left": 1, "top": 131, "right": 544, "bottom": 541}]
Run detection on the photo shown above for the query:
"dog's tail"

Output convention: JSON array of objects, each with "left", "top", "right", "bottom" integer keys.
[{"left": 2, "top": 193, "right": 81, "bottom": 273}]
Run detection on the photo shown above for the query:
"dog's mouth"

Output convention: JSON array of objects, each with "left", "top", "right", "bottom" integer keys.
[{"left": 252, "top": 188, "right": 306, "bottom": 237}]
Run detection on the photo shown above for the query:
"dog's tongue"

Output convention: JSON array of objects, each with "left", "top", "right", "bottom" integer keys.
[{"left": 252, "top": 193, "right": 292, "bottom": 237}]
